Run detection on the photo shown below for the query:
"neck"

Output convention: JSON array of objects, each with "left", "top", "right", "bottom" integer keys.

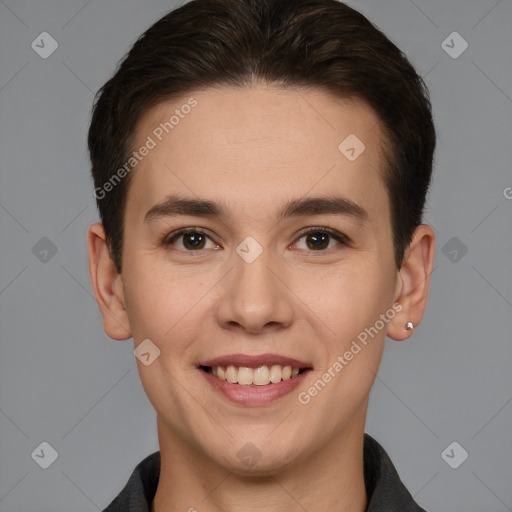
[{"left": 152, "top": 416, "right": 367, "bottom": 512}]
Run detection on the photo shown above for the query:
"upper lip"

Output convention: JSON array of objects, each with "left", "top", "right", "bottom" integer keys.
[{"left": 200, "top": 353, "right": 311, "bottom": 369}]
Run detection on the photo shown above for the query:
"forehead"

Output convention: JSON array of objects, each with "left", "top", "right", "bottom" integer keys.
[{"left": 126, "top": 84, "right": 389, "bottom": 224}]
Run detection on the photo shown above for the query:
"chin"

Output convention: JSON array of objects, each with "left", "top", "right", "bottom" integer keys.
[{"left": 210, "top": 441, "right": 303, "bottom": 477}]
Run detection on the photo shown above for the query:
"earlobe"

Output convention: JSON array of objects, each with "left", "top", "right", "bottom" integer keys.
[
  {"left": 387, "top": 224, "right": 435, "bottom": 341},
  {"left": 87, "top": 222, "right": 132, "bottom": 340}
]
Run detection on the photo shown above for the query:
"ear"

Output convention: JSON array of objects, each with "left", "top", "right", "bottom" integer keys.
[
  {"left": 87, "top": 222, "right": 132, "bottom": 340},
  {"left": 387, "top": 224, "right": 435, "bottom": 341}
]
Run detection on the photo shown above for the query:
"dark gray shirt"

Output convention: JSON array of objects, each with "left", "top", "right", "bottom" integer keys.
[{"left": 103, "top": 434, "right": 427, "bottom": 511}]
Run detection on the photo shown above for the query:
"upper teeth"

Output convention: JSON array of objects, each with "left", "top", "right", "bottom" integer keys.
[{"left": 211, "top": 365, "right": 301, "bottom": 386}]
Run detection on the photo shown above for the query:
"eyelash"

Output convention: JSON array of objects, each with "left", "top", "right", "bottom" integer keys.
[{"left": 162, "top": 226, "right": 351, "bottom": 252}]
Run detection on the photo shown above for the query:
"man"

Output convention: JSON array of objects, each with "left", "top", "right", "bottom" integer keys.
[{"left": 87, "top": 0, "right": 436, "bottom": 510}]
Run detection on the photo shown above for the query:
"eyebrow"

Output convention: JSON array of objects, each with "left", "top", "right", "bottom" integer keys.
[{"left": 144, "top": 193, "right": 368, "bottom": 225}]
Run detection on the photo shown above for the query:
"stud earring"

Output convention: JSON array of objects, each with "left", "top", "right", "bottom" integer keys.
[{"left": 405, "top": 321, "right": 414, "bottom": 331}]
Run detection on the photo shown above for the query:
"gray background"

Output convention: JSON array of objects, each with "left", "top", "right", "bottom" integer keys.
[{"left": 0, "top": 0, "right": 511, "bottom": 510}]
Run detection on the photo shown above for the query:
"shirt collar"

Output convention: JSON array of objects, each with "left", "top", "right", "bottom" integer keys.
[{"left": 102, "top": 434, "right": 426, "bottom": 511}]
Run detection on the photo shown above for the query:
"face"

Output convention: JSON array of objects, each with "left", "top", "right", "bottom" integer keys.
[{"left": 101, "top": 84, "right": 407, "bottom": 473}]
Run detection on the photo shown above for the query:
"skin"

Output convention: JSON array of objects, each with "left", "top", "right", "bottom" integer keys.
[{"left": 87, "top": 83, "right": 435, "bottom": 512}]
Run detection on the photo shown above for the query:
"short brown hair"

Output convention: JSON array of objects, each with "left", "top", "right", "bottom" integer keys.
[{"left": 88, "top": 0, "right": 436, "bottom": 273}]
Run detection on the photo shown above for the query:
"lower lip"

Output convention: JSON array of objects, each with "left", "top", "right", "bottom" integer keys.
[{"left": 200, "top": 368, "right": 310, "bottom": 406}]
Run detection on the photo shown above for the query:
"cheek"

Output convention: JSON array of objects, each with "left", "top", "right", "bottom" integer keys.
[
  {"left": 123, "top": 256, "right": 221, "bottom": 363},
  {"left": 290, "top": 261, "right": 393, "bottom": 341},
  {"left": 123, "top": 262, "right": 187, "bottom": 344},
  {"left": 296, "top": 265, "right": 392, "bottom": 412},
  {"left": 124, "top": 265, "right": 198, "bottom": 404}
]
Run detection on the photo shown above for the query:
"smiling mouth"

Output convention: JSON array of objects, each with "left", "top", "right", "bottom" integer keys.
[{"left": 200, "top": 365, "right": 311, "bottom": 386}]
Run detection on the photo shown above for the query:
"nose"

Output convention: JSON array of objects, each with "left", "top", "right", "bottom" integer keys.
[{"left": 215, "top": 244, "right": 295, "bottom": 335}]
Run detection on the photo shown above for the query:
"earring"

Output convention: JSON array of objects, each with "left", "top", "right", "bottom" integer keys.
[{"left": 405, "top": 321, "right": 414, "bottom": 331}]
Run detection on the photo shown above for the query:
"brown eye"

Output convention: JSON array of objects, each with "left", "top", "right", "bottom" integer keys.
[
  {"left": 294, "top": 228, "right": 349, "bottom": 251},
  {"left": 182, "top": 232, "right": 206, "bottom": 250},
  {"left": 305, "top": 231, "right": 330, "bottom": 250},
  {"left": 163, "top": 228, "right": 218, "bottom": 251}
]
